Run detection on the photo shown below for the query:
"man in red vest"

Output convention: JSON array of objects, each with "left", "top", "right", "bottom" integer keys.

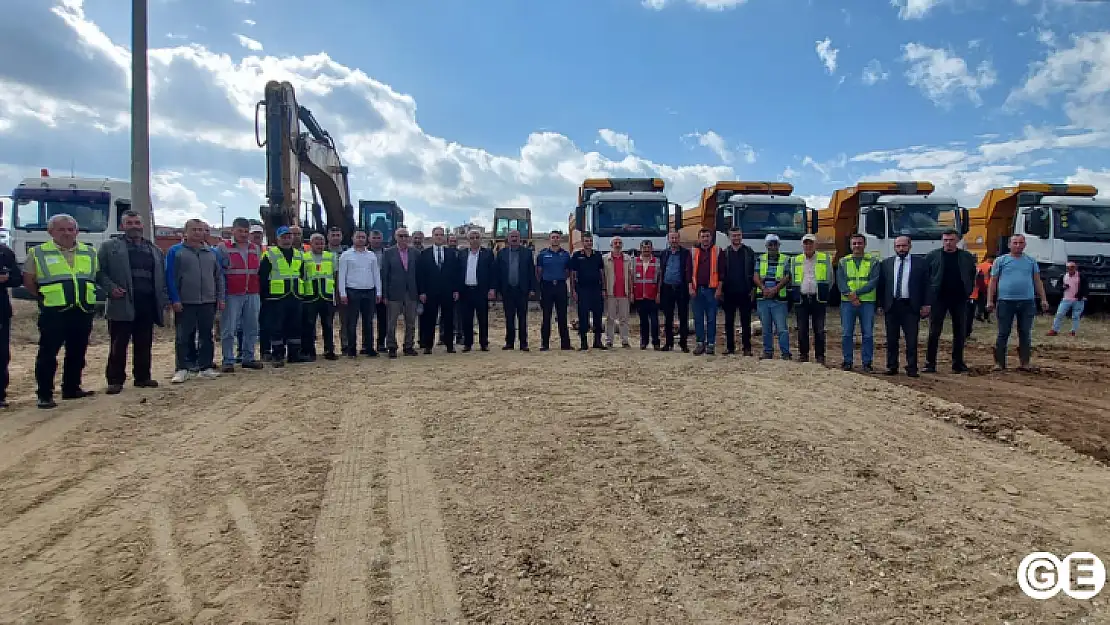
[
  {"left": 215, "top": 217, "right": 264, "bottom": 372},
  {"left": 633, "top": 240, "right": 661, "bottom": 350}
]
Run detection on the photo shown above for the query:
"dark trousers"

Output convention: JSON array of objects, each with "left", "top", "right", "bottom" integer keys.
[
  {"left": 301, "top": 298, "right": 335, "bottom": 357},
  {"left": 106, "top": 299, "right": 157, "bottom": 385},
  {"left": 35, "top": 308, "right": 94, "bottom": 399},
  {"left": 336, "top": 301, "right": 349, "bottom": 352},
  {"left": 926, "top": 296, "right": 967, "bottom": 369},
  {"left": 175, "top": 303, "right": 216, "bottom": 372},
  {"left": 576, "top": 287, "right": 604, "bottom": 341},
  {"left": 884, "top": 300, "right": 920, "bottom": 373},
  {"left": 722, "top": 291, "right": 753, "bottom": 353},
  {"left": 502, "top": 286, "right": 529, "bottom": 348},
  {"left": 420, "top": 295, "right": 455, "bottom": 349},
  {"left": 540, "top": 280, "right": 571, "bottom": 348},
  {"left": 344, "top": 288, "right": 376, "bottom": 353},
  {"left": 637, "top": 299, "right": 660, "bottom": 346},
  {"left": 375, "top": 301, "right": 388, "bottom": 349},
  {"left": 0, "top": 318, "right": 10, "bottom": 402},
  {"left": 264, "top": 296, "right": 302, "bottom": 360},
  {"left": 995, "top": 299, "right": 1035, "bottom": 367},
  {"left": 659, "top": 283, "right": 690, "bottom": 347},
  {"left": 794, "top": 295, "right": 826, "bottom": 361},
  {"left": 459, "top": 286, "right": 490, "bottom": 348}
]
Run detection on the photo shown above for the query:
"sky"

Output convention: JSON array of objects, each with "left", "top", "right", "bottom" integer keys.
[{"left": 0, "top": 0, "right": 1109, "bottom": 232}]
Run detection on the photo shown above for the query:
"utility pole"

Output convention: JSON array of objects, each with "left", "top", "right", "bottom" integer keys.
[
  {"left": 217, "top": 203, "right": 225, "bottom": 230},
  {"left": 130, "top": 0, "right": 153, "bottom": 241}
]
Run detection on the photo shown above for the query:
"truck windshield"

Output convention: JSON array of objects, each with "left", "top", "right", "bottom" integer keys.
[
  {"left": 495, "top": 217, "right": 530, "bottom": 238},
  {"left": 594, "top": 200, "right": 668, "bottom": 236},
  {"left": 13, "top": 197, "right": 111, "bottom": 233},
  {"left": 1053, "top": 204, "right": 1110, "bottom": 242},
  {"left": 886, "top": 203, "right": 957, "bottom": 240},
  {"left": 363, "top": 209, "right": 397, "bottom": 243},
  {"left": 732, "top": 203, "right": 806, "bottom": 238}
]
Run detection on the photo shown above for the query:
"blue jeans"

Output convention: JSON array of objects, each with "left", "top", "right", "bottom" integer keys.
[
  {"left": 995, "top": 299, "right": 1034, "bottom": 366},
  {"left": 692, "top": 287, "right": 718, "bottom": 346},
  {"left": 757, "top": 299, "right": 790, "bottom": 357},
  {"left": 221, "top": 294, "right": 260, "bottom": 365},
  {"left": 840, "top": 301, "right": 875, "bottom": 366},
  {"left": 1052, "top": 299, "right": 1085, "bottom": 333}
]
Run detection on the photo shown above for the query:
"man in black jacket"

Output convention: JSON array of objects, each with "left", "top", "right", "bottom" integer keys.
[
  {"left": 457, "top": 229, "right": 497, "bottom": 351},
  {"left": 417, "top": 226, "right": 460, "bottom": 354},
  {"left": 0, "top": 236, "right": 21, "bottom": 408},
  {"left": 878, "top": 235, "right": 929, "bottom": 377},
  {"left": 923, "top": 229, "right": 978, "bottom": 373},
  {"left": 656, "top": 231, "right": 692, "bottom": 352},
  {"left": 719, "top": 227, "right": 756, "bottom": 355},
  {"left": 495, "top": 229, "right": 536, "bottom": 350}
]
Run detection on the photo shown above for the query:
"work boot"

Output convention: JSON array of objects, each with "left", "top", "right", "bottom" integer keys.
[
  {"left": 680, "top": 341, "right": 690, "bottom": 353},
  {"left": 693, "top": 342, "right": 705, "bottom": 355},
  {"left": 241, "top": 361, "right": 264, "bottom": 370},
  {"left": 37, "top": 396, "right": 56, "bottom": 410},
  {"left": 324, "top": 352, "right": 338, "bottom": 360},
  {"left": 106, "top": 384, "right": 123, "bottom": 395},
  {"left": 593, "top": 337, "right": 607, "bottom": 350}
]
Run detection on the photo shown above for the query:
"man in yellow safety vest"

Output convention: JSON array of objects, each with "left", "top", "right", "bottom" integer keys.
[
  {"left": 259, "top": 225, "right": 306, "bottom": 366},
  {"left": 836, "top": 233, "right": 880, "bottom": 372},
  {"left": 300, "top": 233, "right": 338, "bottom": 361},
  {"left": 791, "top": 234, "right": 833, "bottom": 363}
]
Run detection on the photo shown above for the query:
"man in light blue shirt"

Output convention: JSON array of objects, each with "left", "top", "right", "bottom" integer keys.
[{"left": 987, "top": 234, "right": 1049, "bottom": 370}]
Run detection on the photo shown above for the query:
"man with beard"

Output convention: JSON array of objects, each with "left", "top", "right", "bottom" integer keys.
[
  {"left": 924, "top": 229, "right": 977, "bottom": 374},
  {"left": 417, "top": 226, "right": 460, "bottom": 354},
  {"left": 878, "top": 235, "right": 928, "bottom": 377}
]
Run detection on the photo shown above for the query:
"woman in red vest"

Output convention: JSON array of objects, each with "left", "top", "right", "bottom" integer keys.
[{"left": 633, "top": 240, "right": 661, "bottom": 350}]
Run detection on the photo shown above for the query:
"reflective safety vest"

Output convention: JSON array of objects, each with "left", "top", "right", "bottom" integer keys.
[
  {"left": 222, "top": 240, "right": 261, "bottom": 296},
  {"left": 756, "top": 253, "right": 789, "bottom": 299},
  {"left": 632, "top": 256, "right": 659, "bottom": 301},
  {"left": 299, "top": 251, "right": 336, "bottom": 300},
  {"left": 841, "top": 256, "right": 876, "bottom": 302},
  {"left": 266, "top": 247, "right": 303, "bottom": 300},
  {"left": 790, "top": 251, "right": 832, "bottom": 302},
  {"left": 691, "top": 246, "right": 720, "bottom": 289},
  {"left": 31, "top": 241, "right": 99, "bottom": 312},
  {"left": 972, "top": 260, "right": 992, "bottom": 299}
]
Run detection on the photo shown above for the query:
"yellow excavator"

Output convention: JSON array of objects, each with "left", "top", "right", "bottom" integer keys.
[{"left": 489, "top": 207, "right": 533, "bottom": 253}]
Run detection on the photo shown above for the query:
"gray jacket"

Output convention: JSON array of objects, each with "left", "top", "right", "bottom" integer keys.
[
  {"left": 381, "top": 246, "right": 419, "bottom": 301},
  {"left": 96, "top": 236, "right": 169, "bottom": 324},
  {"left": 166, "top": 242, "right": 225, "bottom": 306}
]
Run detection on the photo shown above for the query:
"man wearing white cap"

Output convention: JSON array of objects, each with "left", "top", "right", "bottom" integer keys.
[
  {"left": 752, "top": 233, "right": 792, "bottom": 359},
  {"left": 790, "top": 233, "right": 833, "bottom": 363}
]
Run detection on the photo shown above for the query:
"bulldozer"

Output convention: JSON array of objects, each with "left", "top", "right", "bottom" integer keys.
[{"left": 489, "top": 207, "right": 532, "bottom": 253}]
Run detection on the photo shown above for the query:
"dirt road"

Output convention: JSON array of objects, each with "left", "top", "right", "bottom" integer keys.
[{"left": 0, "top": 303, "right": 1108, "bottom": 623}]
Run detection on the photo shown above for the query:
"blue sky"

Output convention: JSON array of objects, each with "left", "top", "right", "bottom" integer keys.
[{"left": 1, "top": 0, "right": 1108, "bottom": 231}]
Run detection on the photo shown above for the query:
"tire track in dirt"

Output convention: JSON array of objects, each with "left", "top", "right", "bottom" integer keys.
[
  {"left": 150, "top": 504, "right": 196, "bottom": 620},
  {"left": 385, "top": 397, "right": 462, "bottom": 625},
  {"left": 295, "top": 401, "right": 389, "bottom": 625},
  {"left": 0, "top": 397, "right": 125, "bottom": 474},
  {"left": 226, "top": 493, "right": 264, "bottom": 566},
  {"left": 65, "top": 590, "right": 87, "bottom": 625}
]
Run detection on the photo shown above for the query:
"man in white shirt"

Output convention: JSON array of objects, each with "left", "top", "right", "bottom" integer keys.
[
  {"left": 417, "top": 227, "right": 460, "bottom": 354},
  {"left": 337, "top": 230, "right": 382, "bottom": 357},
  {"left": 457, "top": 229, "right": 497, "bottom": 351}
]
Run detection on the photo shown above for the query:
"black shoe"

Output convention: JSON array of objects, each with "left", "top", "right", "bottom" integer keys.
[
  {"left": 135, "top": 379, "right": 161, "bottom": 387},
  {"left": 906, "top": 370, "right": 920, "bottom": 378},
  {"left": 841, "top": 362, "right": 852, "bottom": 371},
  {"left": 884, "top": 368, "right": 898, "bottom": 376},
  {"left": 106, "top": 384, "right": 123, "bottom": 394},
  {"left": 724, "top": 349, "right": 735, "bottom": 355},
  {"left": 463, "top": 345, "right": 472, "bottom": 352},
  {"left": 503, "top": 344, "right": 514, "bottom": 350},
  {"left": 403, "top": 348, "right": 418, "bottom": 356},
  {"left": 37, "top": 397, "right": 57, "bottom": 409},
  {"left": 579, "top": 343, "right": 589, "bottom": 351},
  {"left": 324, "top": 352, "right": 338, "bottom": 361},
  {"left": 480, "top": 345, "right": 489, "bottom": 351},
  {"left": 742, "top": 348, "right": 753, "bottom": 357},
  {"left": 661, "top": 344, "right": 673, "bottom": 352},
  {"left": 446, "top": 347, "right": 456, "bottom": 353},
  {"left": 240, "top": 362, "right": 264, "bottom": 370},
  {"left": 680, "top": 343, "right": 690, "bottom": 353},
  {"left": 0, "top": 400, "right": 7, "bottom": 409},
  {"left": 62, "top": 389, "right": 95, "bottom": 400},
  {"left": 922, "top": 365, "right": 937, "bottom": 373},
  {"left": 520, "top": 346, "right": 530, "bottom": 352},
  {"left": 272, "top": 359, "right": 285, "bottom": 368},
  {"left": 365, "top": 349, "right": 379, "bottom": 357},
  {"left": 640, "top": 343, "right": 648, "bottom": 350},
  {"left": 862, "top": 364, "right": 874, "bottom": 373},
  {"left": 540, "top": 346, "right": 550, "bottom": 351},
  {"left": 952, "top": 363, "right": 970, "bottom": 373},
  {"left": 389, "top": 349, "right": 398, "bottom": 358}
]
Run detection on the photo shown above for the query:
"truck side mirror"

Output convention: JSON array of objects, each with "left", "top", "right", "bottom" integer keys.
[
  {"left": 575, "top": 205, "right": 586, "bottom": 233},
  {"left": 809, "top": 209, "right": 819, "bottom": 234},
  {"left": 959, "top": 207, "right": 970, "bottom": 235},
  {"left": 672, "top": 203, "right": 682, "bottom": 230}
]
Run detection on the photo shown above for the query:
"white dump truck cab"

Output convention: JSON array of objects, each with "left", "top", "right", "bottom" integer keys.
[
  {"left": 573, "top": 178, "right": 682, "bottom": 255},
  {"left": 858, "top": 192, "right": 968, "bottom": 259},
  {"left": 719, "top": 193, "right": 814, "bottom": 255},
  {"left": 1017, "top": 194, "right": 1110, "bottom": 300}
]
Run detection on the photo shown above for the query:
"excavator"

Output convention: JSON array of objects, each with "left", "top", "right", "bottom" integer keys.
[
  {"left": 256, "top": 80, "right": 359, "bottom": 244},
  {"left": 489, "top": 207, "right": 532, "bottom": 252}
]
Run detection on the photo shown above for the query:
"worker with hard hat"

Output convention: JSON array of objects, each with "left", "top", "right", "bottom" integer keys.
[
  {"left": 837, "top": 233, "right": 879, "bottom": 372},
  {"left": 791, "top": 233, "right": 832, "bottom": 363},
  {"left": 259, "top": 225, "right": 307, "bottom": 366},
  {"left": 753, "top": 234, "right": 792, "bottom": 360},
  {"left": 300, "top": 233, "right": 339, "bottom": 361}
]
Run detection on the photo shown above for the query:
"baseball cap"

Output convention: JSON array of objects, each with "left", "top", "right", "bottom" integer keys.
[
  {"left": 249, "top": 224, "right": 264, "bottom": 233},
  {"left": 765, "top": 234, "right": 780, "bottom": 243},
  {"left": 275, "top": 226, "right": 291, "bottom": 237},
  {"left": 801, "top": 234, "right": 816, "bottom": 242}
]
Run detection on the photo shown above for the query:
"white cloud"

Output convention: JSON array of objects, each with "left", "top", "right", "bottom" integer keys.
[
  {"left": 892, "top": 0, "right": 944, "bottom": 19},
  {"left": 242, "top": 19, "right": 256, "bottom": 26},
  {"left": 1066, "top": 168, "right": 1110, "bottom": 198},
  {"left": 683, "top": 131, "right": 755, "bottom": 165},
  {"left": 815, "top": 38, "right": 838, "bottom": 74},
  {"left": 1006, "top": 32, "right": 1110, "bottom": 131},
  {"left": 597, "top": 129, "right": 635, "bottom": 155},
  {"left": 642, "top": 0, "right": 749, "bottom": 9},
  {"left": 862, "top": 60, "right": 890, "bottom": 85},
  {"left": 781, "top": 166, "right": 798, "bottom": 179},
  {"left": 1037, "top": 29, "right": 1057, "bottom": 47},
  {"left": 234, "top": 34, "right": 262, "bottom": 52},
  {"left": 901, "top": 42, "right": 997, "bottom": 107}
]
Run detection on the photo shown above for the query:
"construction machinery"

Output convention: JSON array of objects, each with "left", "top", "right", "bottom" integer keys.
[
  {"left": 680, "top": 182, "right": 816, "bottom": 254},
  {"left": 490, "top": 207, "right": 532, "bottom": 252},
  {"left": 570, "top": 178, "right": 682, "bottom": 254},
  {"left": 815, "top": 181, "right": 969, "bottom": 265},
  {"left": 965, "top": 183, "right": 1110, "bottom": 304},
  {"left": 256, "top": 80, "right": 356, "bottom": 245},
  {"left": 358, "top": 200, "right": 405, "bottom": 247}
]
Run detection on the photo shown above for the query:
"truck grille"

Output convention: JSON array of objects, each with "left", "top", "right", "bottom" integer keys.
[{"left": 1069, "top": 255, "right": 1110, "bottom": 292}]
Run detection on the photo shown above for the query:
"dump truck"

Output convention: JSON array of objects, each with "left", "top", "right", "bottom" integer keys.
[
  {"left": 965, "top": 183, "right": 1110, "bottom": 304},
  {"left": 490, "top": 207, "right": 532, "bottom": 253},
  {"left": 569, "top": 177, "right": 682, "bottom": 254},
  {"left": 815, "top": 181, "right": 969, "bottom": 264},
  {"left": 680, "top": 181, "right": 816, "bottom": 254}
]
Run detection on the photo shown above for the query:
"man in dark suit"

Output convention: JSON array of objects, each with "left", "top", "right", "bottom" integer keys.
[
  {"left": 457, "top": 229, "right": 497, "bottom": 351},
  {"left": 495, "top": 229, "right": 536, "bottom": 350},
  {"left": 924, "top": 229, "right": 978, "bottom": 373},
  {"left": 417, "top": 226, "right": 459, "bottom": 354},
  {"left": 656, "top": 231, "right": 693, "bottom": 352},
  {"left": 878, "top": 235, "right": 928, "bottom": 377},
  {"left": 380, "top": 227, "right": 420, "bottom": 357},
  {"left": 0, "top": 226, "right": 21, "bottom": 409}
]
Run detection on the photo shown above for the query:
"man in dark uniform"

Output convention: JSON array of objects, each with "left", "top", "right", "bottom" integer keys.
[
  {"left": 569, "top": 232, "right": 607, "bottom": 351},
  {"left": 535, "top": 230, "right": 572, "bottom": 351},
  {"left": 657, "top": 231, "right": 692, "bottom": 352},
  {"left": 258, "top": 226, "right": 306, "bottom": 367},
  {"left": 0, "top": 223, "right": 21, "bottom": 408},
  {"left": 719, "top": 227, "right": 756, "bottom": 355}
]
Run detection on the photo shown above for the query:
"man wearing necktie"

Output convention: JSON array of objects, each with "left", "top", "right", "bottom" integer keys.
[
  {"left": 878, "top": 235, "right": 928, "bottom": 377},
  {"left": 417, "top": 227, "right": 460, "bottom": 354}
]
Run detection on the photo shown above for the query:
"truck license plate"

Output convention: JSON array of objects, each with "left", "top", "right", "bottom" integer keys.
[{"left": 1092, "top": 282, "right": 1107, "bottom": 291}]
